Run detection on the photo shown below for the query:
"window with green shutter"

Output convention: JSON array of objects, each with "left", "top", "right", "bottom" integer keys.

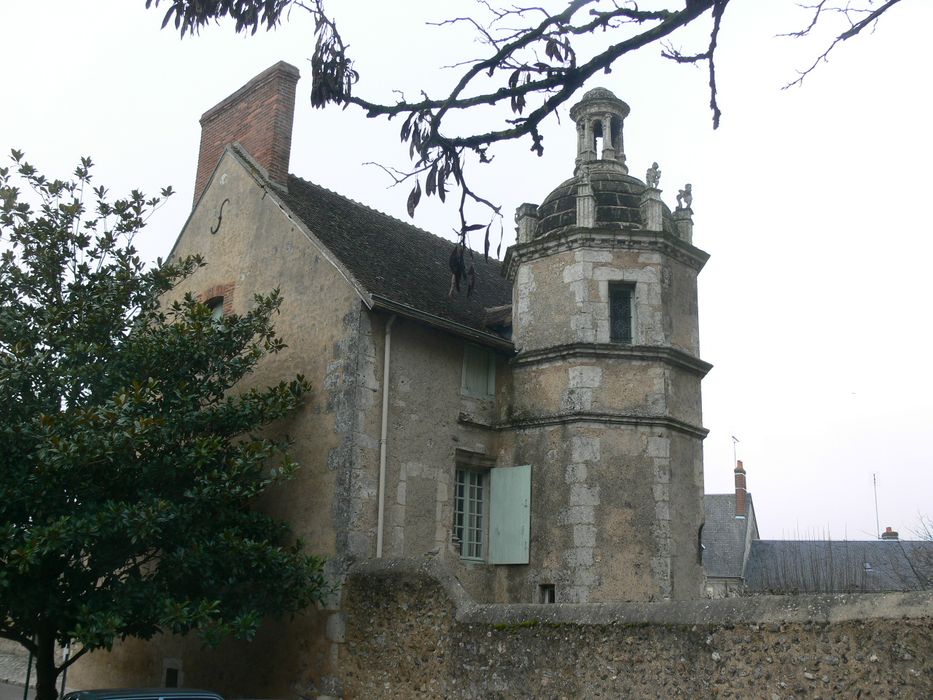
[
  {"left": 462, "top": 344, "right": 496, "bottom": 398},
  {"left": 452, "top": 463, "right": 531, "bottom": 565}
]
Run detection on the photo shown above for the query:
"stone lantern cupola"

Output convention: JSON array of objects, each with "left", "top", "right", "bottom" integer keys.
[
  {"left": 513, "top": 87, "right": 689, "bottom": 244},
  {"left": 569, "top": 87, "right": 630, "bottom": 174}
]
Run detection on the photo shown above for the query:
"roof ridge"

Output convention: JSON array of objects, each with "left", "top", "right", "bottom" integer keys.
[{"left": 287, "top": 173, "right": 503, "bottom": 266}]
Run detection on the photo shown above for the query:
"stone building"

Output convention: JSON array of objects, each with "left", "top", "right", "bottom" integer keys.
[{"left": 70, "top": 62, "right": 713, "bottom": 694}]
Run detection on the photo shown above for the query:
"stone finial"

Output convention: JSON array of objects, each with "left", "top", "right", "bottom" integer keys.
[
  {"left": 515, "top": 203, "right": 539, "bottom": 244},
  {"left": 676, "top": 184, "right": 693, "bottom": 211},
  {"left": 646, "top": 162, "right": 661, "bottom": 189}
]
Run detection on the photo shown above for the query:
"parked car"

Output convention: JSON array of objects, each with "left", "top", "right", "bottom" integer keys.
[{"left": 62, "top": 691, "right": 223, "bottom": 700}]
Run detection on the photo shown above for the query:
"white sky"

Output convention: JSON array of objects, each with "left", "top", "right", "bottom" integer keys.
[{"left": 2, "top": 1, "right": 931, "bottom": 540}]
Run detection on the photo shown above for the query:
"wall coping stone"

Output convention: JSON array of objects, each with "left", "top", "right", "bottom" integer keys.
[{"left": 347, "top": 557, "right": 933, "bottom": 626}]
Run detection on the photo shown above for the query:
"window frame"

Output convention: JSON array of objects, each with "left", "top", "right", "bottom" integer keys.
[
  {"left": 453, "top": 467, "right": 488, "bottom": 561},
  {"left": 608, "top": 282, "right": 635, "bottom": 344}
]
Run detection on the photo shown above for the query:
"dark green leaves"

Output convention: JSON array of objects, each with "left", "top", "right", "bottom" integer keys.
[{"left": 0, "top": 154, "right": 324, "bottom": 684}]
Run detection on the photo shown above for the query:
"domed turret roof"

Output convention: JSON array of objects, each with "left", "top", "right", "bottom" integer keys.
[
  {"left": 534, "top": 171, "right": 678, "bottom": 238},
  {"left": 580, "top": 87, "right": 618, "bottom": 101}
]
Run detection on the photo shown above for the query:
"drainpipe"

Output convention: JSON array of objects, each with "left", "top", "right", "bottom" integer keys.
[{"left": 376, "top": 314, "right": 397, "bottom": 558}]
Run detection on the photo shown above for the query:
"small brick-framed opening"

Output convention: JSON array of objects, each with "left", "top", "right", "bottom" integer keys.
[{"left": 198, "top": 282, "right": 235, "bottom": 317}]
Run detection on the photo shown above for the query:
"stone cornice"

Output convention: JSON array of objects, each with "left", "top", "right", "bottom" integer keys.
[
  {"left": 513, "top": 343, "right": 712, "bottom": 378},
  {"left": 498, "top": 412, "right": 709, "bottom": 439},
  {"left": 504, "top": 227, "right": 709, "bottom": 280}
]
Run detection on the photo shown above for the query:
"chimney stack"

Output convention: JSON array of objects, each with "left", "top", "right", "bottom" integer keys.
[
  {"left": 193, "top": 61, "right": 300, "bottom": 205},
  {"left": 881, "top": 526, "right": 899, "bottom": 540},
  {"left": 734, "top": 460, "right": 747, "bottom": 519}
]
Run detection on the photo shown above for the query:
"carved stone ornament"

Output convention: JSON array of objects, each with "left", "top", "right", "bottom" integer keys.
[
  {"left": 646, "top": 162, "right": 661, "bottom": 188},
  {"left": 676, "top": 183, "right": 693, "bottom": 210}
]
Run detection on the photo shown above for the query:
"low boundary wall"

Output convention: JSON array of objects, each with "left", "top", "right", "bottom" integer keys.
[{"left": 335, "top": 558, "right": 932, "bottom": 699}]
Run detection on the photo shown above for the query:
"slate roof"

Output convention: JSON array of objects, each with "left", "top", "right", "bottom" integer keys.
[
  {"left": 279, "top": 175, "right": 513, "bottom": 339},
  {"left": 702, "top": 494, "right": 758, "bottom": 579},
  {"left": 536, "top": 171, "right": 679, "bottom": 238},
  {"left": 744, "top": 539, "right": 933, "bottom": 594}
]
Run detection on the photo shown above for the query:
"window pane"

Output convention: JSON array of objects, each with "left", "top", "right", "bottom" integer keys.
[
  {"left": 454, "top": 468, "right": 485, "bottom": 560},
  {"left": 610, "top": 285, "right": 633, "bottom": 343}
]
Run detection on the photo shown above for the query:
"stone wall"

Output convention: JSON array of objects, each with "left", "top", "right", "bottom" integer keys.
[{"left": 338, "top": 559, "right": 933, "bottom": 699}]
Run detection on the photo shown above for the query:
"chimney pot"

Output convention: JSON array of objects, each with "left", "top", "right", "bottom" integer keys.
[
  {"left": 193, "top": 61, "right": 300, "bottom": 205},
  {"left": 881, "top": 526, "right": 899, "bottom": 540}
]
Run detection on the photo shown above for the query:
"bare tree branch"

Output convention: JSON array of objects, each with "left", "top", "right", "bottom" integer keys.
[
  {"left": 783, "top": 0, "right": 905, "bottom": 89},
  {"left": 147, "top": 0, "right": 911, "bottom": 278}
]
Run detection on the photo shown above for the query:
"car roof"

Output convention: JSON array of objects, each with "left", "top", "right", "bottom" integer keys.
[{"left": 62, "top": 690, "right": 223, "bottom": 700}]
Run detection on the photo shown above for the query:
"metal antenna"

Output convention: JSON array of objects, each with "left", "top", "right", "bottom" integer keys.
[
  {"left": 731, "top": 435, "right": 740, "bottom": 466},
  {"left": 873, "top": 473, "right": 881, "bottom": 540}
]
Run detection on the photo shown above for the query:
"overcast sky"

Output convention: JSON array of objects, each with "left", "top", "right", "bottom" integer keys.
[{"left": 3, "top": 1, "right": 931, "bottom": 540}]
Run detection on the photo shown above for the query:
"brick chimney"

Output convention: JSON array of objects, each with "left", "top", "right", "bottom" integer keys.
[
  {"left": 734, "top": 460, "right": 747, "bottom": 519},
  {"left": 193, "top": 61, "right": 300, "bottom": 205},
  {"left": 881, "top": 526, "right": 899, "bottom": 540}
]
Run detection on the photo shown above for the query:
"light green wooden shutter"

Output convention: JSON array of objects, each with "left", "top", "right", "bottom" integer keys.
[{"left": 489, "top": 464, "right": 531, "bottom": 564}]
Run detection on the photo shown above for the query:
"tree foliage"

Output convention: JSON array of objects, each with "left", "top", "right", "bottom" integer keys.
[
  {"left": 148, "top": 0, "right": 905, "bottom": 283},
  {"left": 0, "top": 152, "right": 324, "bottom": 699}
]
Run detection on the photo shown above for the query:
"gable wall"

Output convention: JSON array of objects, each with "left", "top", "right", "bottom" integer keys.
[{"left": 69, "top": 150, "right": 378, "bottom": 696}]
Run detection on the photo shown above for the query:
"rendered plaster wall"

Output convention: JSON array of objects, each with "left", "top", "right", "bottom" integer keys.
[
  {"left": 338, "top": 562, "right": 933, "bottom": 700},
  {"left": 378, "top": 318, "right": 502, "bottom": 559},
  {"left": 375, "top": 318, "right": 533, "bottom": 604},
  {"left": 69, "top": 150, "right": 375, "bottom": 697}
]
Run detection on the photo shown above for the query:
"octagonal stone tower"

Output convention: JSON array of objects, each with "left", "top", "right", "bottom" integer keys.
[{"left": 501, "top": 88, "right": 710, "bottom": 602}]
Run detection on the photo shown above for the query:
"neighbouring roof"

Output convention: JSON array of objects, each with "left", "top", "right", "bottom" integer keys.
[
  {"left": 702, "top": 494, "right": 758, "bottom": 579},
  {"left": 279, "top": 175, "right": 513, "bottom": 339},
  {"left": 744, "top": 539, "right": 933, "bottom": 594}
]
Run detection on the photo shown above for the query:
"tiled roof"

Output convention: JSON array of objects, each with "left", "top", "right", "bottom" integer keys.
[
  {"left": 279, "top": 175, "right": 513, "bottom": 338},
  {"left": 702, "top": 494, "right": 757, "bottom": 579},
  {"left": 744, "top": 539, "right": 933, "bottom": 594}
]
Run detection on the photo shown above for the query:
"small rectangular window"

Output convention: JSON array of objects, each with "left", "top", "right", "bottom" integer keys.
[
  {"left": 609, "top": 283, "right": 634, "bottom": 344},
  {"left": 206, "top": 296, "right": 224, "bottom": 322},
  {"left": 454, "top": 469, "right": 485, "bottom": 559},
  {"left": 462, "top": 345, "right": 496, "bottom": 398},
  {"left": 539, "top": 584, "right": 556, "bottom": 604}
]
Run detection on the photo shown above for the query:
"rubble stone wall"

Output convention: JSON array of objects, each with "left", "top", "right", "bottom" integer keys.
[{"left": 338, "top": 559, "right": 933, "bottom": 699}]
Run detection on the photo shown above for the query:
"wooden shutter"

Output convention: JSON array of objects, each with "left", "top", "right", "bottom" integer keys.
[
  {"left": 489, "top": 465, "right": 531, "bottom": 564},
  {"left": 463, "top": 345, "right": 495, "bottom": 397}
]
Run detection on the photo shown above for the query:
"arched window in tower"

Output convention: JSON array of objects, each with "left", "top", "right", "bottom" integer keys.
[{"left": 592, "top": 118, "right": 604, "bottom": 158}]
